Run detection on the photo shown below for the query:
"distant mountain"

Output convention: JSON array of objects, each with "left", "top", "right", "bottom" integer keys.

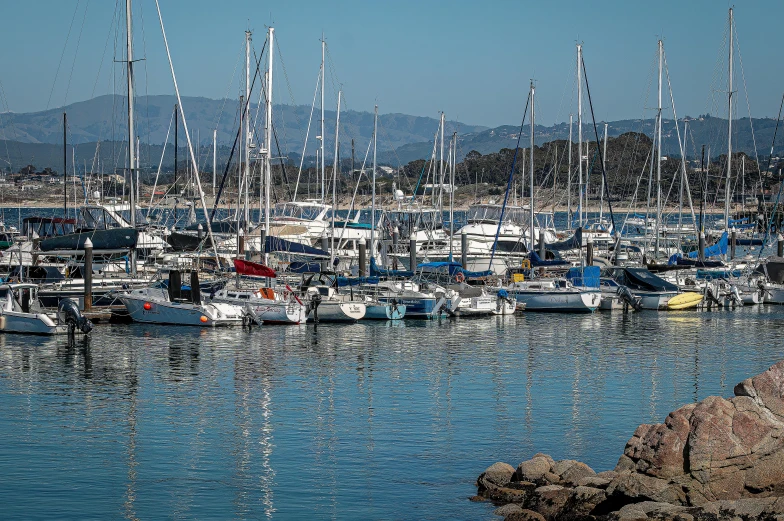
[
  {"left": 1, "top": 94, "right": 781, "bottom": 172},
  {"left": 0, "top": 94, "right": 486, "bottom": 156},
  {"left": 384, "top": 115, "right": 784, "bottom": 165}
]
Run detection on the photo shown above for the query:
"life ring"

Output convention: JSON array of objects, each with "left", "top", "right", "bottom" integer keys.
[
  {"left": 455, "top": 272, "right": 465, "bottom": 283},
  {"left": 521, "top": 259, "right": 531, "bottom": 269}
]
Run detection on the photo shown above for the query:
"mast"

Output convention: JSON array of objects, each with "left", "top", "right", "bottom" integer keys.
[
  {"left": 212, "top": 129, "right": 217, "bottom": 196},
  {"left": 567, "top": 114, "right": 573, "bottom": 225},
  {"left": 331, "top": 90, "right": 341, "bottom": 267},
  {"left": 63, "top": 112, "right": 67, "bottom": 217},
  {"left": 263, "top": 27, "right": 274, "bottom": 264},
  {"left": 244, "top": 29, "right": 252, "bottom": 229},
  {"left": 600, "top": 122, "right": 607, "bottom": 224},
  {"left": 126, "top": 0, "right": 136, "bottom": 275},
  {"left": 320, "top": 37, "right": 325, "bottom": 203},
  {"left": 439, "top": 112, "right": 445, "bottom": 213},
  {"left": 529, "top": 80, "right": 536, "bottom": 262},
  {"left": 371, "top": 105, "right": 378, "bottom": 263},
  {"left": 449, "top": 132, "right": 456, "bottom": 260},
  {"left": 174, "top": 103, "right": 178, "bottom": 225},
  {"left": 577, "top": 44, "right": 583, "bottom": 227},
  {"left": 725, "top": 7, "right": 734, "bottom": 230},
  {"left": 655, "top": 38, "right": 663, "bottom": 258}
]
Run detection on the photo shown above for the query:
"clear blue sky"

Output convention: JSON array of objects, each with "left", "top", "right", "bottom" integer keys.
[{"left": 0, "top": 0, "right": 778, "bottom": 127}]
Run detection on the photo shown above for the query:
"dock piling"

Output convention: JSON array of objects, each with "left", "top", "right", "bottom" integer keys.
[
  {"left": 83, "top": 238, "right": 93, "bottom": 312},
  {"left": 358, "top": 237, "right": 367, "bottom": 277}
]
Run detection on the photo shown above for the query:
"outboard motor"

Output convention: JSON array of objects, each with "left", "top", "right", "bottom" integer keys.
[
  {"left": 496, "top": 288, "right": 513, "bottom": 312},
  {"left": 616, "top": 285, "right": 643, "bottom": 311},
  {"left": 704, "top": 285, "right": 722, "bottom": 310},
  {"left": 58, "top": 298, "right": 94, "bottom": 334},
  {"left": 308, "top": 288, "right": 322, "bottom": 323}
]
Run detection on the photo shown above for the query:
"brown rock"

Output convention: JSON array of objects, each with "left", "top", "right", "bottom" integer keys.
[
  {"left": 552, "top": 459, "right": 580, "bottom": 476},
  {"left": 577, "top": 476, "right": 611, "bottom": 489},
  {"left": 515, "top": 456, "right": 552, "bottom": 483},
  {"left": 493, "top": 503, "right": 523, "bottom": 516},
  {"left": 540, "top": 472, "right": 561, "bottom": 485},
  {"left": 504, "top": 509, "right": 546, "bottom": 521},
  {"left": 528, "top": 485, "right": 571, "bottom": 520},
  {"left": 483, "top": 462, "right": 516, "bottom": 487},
  {"left": 560, "top": 461, "right": 596, "bottom": 486},
  {"left": 564, "top": 485, "right": 607, "bottom": 517}
]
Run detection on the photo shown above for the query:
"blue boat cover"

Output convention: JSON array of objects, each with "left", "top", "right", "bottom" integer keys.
[
  {"left": 529, "top": 250, "right": 570, "bottom": 267},
  {"left": 289, "top": 261, "right": 323, "bottom": 273},
  {"left": 696, "top": 269, "right": 742, "bottom": 279},
  {"left": 370, "top": 257, "right": 414, "bottom": 278},
  {"left": 265, "top": 235, "right": 328, "bottom": 256},
  {"left": 686, "top": 231, "right": 728, "bottom": 260},
  {"left": 337, "top": 276, "right": 380, "bottom": 287},
  {"left": 416, "top": 261, "right": 493, "bottom": 278},
  {"left": 566, "top": 266, "right": 600, "bottom": 288}
]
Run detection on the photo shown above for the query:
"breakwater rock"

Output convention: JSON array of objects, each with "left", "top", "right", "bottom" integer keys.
[{"left": 476, "top": 360, "right": 784, "bottom": 520}]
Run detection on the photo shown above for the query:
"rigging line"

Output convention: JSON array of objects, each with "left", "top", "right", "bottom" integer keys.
[
  {"left": 209, "top": 39, "right": 245, "bottom": 167},
  {"left": 210, "top": 40, "right": 266, "bottom": 222},
  {"left": 271, "top": 37, "right": 301, "bottom": 156},
  {"left": 150, "top": 109, "right": 175, "bottom": 207},
  {"left": 758, "top": 92, "right": 784, "bottom": 258},
  {"left": 46, "top": 0, "right": 81, "bottom": 111},
  {"left": 489, "top": 92, "right": 530, "bottom": 269},
  {"left": 293, "top": 69, "right": 321, "bottom": 201},
  {"left": 90, "top": 0, "right": 120, "bottom": 99},
  {"left": 581, "top": 53, "right": 616, "bottom": 231},
  {"left": 138, "top": 0, "right": 152, "bottom": 176},
  {"left": 64, "top": 0, "right": 91, "bottom": 108}
]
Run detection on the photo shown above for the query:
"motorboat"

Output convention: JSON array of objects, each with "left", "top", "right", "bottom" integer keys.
[
  {"left": 603, "top": 267, "right": 680, "bottom": 310},
  {"left": 118, "top": 270, "right": 243, "bottom": 326},
  {"left": 299, "top": 272, "right": 366, "bottom": 322},
  {"left": 0, "top": 283, "right": 93, "bottom": 335}
]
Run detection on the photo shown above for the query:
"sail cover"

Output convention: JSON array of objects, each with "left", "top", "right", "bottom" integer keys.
[
  {"left": 686, "top": 231, "right": 728, "bottom": 260},
  {"left": 233, "top": 259, "right": 277, "bottom": 278},
  {"left": 265, "top": 236, "right": 328, "bottom": 257}
]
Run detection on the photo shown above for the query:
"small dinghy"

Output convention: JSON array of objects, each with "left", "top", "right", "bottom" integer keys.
[{"left": 0, "top": 283, "right": 93, "bottom": 335}]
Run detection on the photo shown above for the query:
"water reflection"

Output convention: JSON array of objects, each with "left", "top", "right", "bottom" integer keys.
[{"left": 2, "top": 307, "right": 784, "bottom": 520}]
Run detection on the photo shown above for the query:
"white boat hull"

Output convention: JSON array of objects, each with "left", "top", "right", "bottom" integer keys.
[
  {"left": 121, "top": 296, "right": 243, "bottom": 326},
  {"left": 245, "top": 301, "right": 307, "bottom": 325},
  {"left": 307, "top": 301, "right": 366, "bottom": 322},
  {"left": 512, "top": 289, "right": 600, "bottom": 312},
  {"left": 0, "top": 311, "right": 67, "bottom": 335}
]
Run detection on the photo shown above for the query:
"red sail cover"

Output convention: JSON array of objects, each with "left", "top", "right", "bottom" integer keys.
[{"left": 233, "top": 259, "right": 277, "bottom": 278}]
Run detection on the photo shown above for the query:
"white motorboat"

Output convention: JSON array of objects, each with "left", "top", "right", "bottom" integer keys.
[
  {"left": 305, "top": 286, "right": 366, "bottom": 322},
  {"left": 0, "top": 283, "right": 93, "bottom": 335},
  {"left": 118, "top": 272, "right": 243, "bottom": 327}
]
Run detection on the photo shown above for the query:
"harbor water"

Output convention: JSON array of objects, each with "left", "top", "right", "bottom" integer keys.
[{"left": 2, "top": 307, "right": 783, "bottom": 520}]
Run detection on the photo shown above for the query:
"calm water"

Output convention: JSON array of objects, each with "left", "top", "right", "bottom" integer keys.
[{"left": 1, "top": 308, "right": 784, "bottom": 520}]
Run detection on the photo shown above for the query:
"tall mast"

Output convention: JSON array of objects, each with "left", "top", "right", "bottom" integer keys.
[
  {"left": 244, "top": 29, "right": 252, "bottom": 228},
  {"left": 449, "top": 132, "right": 456, "bottom": 260},
  {"left": 567, "top": 114, "right": 573, "bottom": 225},
  {"left": 725, "top": 7, "right": 734, "bottom": 229},
  {"left": 600, "top": 122, "right": 607, "bottom": 224},
  {"left": 439, "top": 112, "right": 445, "bottom": 214},
  {"left": 212, "top": 129, "right": 217, "bottom": 196},
  {"left": 321, "top": 36, "right": 326, "bottom": 203},
  {"left": 577, "top": 44, "right": 583, "bottom": 227},
  {"left": 174, "top": 103, "right": 178, "bottom": 226},
  {"left": 63, "top": 112, "right": 67, "bottom": 217},
  {"left": 126, "top": 0, "right": 136, "bottom": 229},
  {"left": 331, "top": 90, "right": 341, "bottom": 267},
  {"left": 371, "top": 105, "right": 378, "bottom": 263},
  {"left": 263, "top": 27, "right": 274, "bottom": 264},
  {"left": 125, "top": 0, "right": 136, "bottom": 276},
  {"left": 529, "top": 81, "right": 535, "bottom": 260},
  {"left": 655, "top": 38, "right": 663, "bottom": 258}
]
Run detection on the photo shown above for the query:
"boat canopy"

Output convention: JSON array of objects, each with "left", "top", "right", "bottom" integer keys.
[
  {"left": 529, "top": 250, "right": 569, "bottom": 267},
  {"left": 265, "top": 236, "right": 328, "bottom": 257},
  {"left": 273, "top": 202, "right": 330, "bottom": 221},
  {"left": 416, "top": 261, "right": 492, "bottom": 278},
  {"left": 610, "top": 267, "right": 679, "bottom": 292},
  {"left": 336, "top": 276, "right": 380, "bottom": 287},
  {"left": 566, "top": 266, "right": 600, "bottom": 288},
  {"left": 370, "top": 257, "right": 413, "bottom": 278},
  {"left": 467, "top": 204, "right": 526, "bottom": 224},
  {"left": 755, "top": 256, "right": 784, "bottom": 284},
  {"left": 685, "top": 231, "right": 728, "bottom": 260}
]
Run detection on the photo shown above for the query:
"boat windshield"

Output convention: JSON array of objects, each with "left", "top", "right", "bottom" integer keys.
[
  {"left": 467, "top": 205, "right": 526, "bottom": 224},
  {"left": 274, "top": 203, "right": 325, "bottom": 221}
]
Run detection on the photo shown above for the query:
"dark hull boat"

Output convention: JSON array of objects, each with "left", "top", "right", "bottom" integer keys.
[{"left": 39, "top": 228, "right": 139, "bottom": 252}]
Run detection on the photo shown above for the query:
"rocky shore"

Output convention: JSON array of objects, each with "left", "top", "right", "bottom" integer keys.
[{"left": 475, "top": 360, "right": 784, "bottom": 520}]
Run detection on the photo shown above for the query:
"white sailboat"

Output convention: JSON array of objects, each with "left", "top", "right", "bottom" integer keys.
[{"left": 0, "top": 283, "right": 93, "bottom": 335}]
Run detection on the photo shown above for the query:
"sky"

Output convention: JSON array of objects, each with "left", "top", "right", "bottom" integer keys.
[{"left": 0, "top": 0, "right": 780, "bottom": 128}]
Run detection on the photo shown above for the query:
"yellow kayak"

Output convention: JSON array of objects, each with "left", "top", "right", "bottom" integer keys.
[{"left": 666, "top": 292, "right": 703, "bottom": 310}]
